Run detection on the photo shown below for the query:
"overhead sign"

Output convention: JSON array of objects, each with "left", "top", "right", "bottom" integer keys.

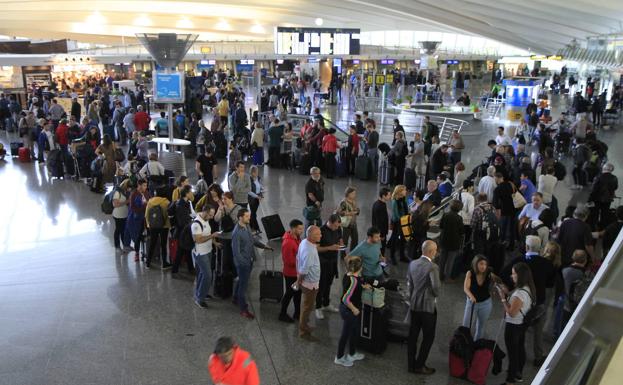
[
  {"left": 547, "top": 55, "right": 563, "bottom": 60},
  {"left": 274, "top": 27, "right": 360, "bottom": 55},
  {"left": 200, "top": 46, "right": 211, "bottom": 54},
  {"left": 380, "top": 59, "right": 395, "bottom": 65},
  {"left": 446, "top": 60, "right": 460, "bottom": 65},
  {"left": 530, "top": 55, "right": 547, "bottom": 60},
  {"left": 240, "top": 59, "right": 255, "bottom": 65},
  {"left": 153, "top": 71, "right": 184, "bottom": 103}
]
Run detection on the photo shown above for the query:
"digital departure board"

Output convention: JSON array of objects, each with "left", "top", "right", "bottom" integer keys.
[{"left": 274, "top": 27, "right": 360, "bottom": 55}]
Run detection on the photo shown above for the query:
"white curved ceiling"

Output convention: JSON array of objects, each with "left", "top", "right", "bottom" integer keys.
[{"left": 0, "top": 0, "right": 619, "bottom": 54}]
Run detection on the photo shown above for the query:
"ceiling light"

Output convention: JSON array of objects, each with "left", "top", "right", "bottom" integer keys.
[
  {"left": 134, "top": 14, "right": 152, "bottom": 27},
  {"left": 86, "top": 11, "right": 106, "bottom": 25},
  {"left": 315, "top": 18, "right": 323, "bottom": 26},
  {"left": 176, "top": 17, "right": 193, "bottom": 29},
  {"left": 215, "top": 19, "right": 231, "bottom": 30},
  {"left": 250, "top": 24, "right": 265, "bottom": 34}
]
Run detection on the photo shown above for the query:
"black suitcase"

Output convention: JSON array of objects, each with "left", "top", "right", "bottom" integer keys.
[
  {"left": 10, "top": 142, "right": 23, "bottom": 156},
  {"left": 355, "top": 155, "right": 371, "bottom": 180},
  {"left": 386, "top": 289, "right": 410, "bottom": 342},
  {"left": 47, "top": 149, "right": 64, "bottom": 178},
  {"left": 214, "top": 131, "right": 227, "bottom": 159},
  {"left": 261, "top": 214, "right": 286, "bottom": 241},
  {"left": 379, "top": 155, "right": 390, "bottom": 185},
  {"left": 404, "top": 168, "right": 416, "bottom": 191},
  {"left": 214, "top": 248, "right": 234, "bottom": 299},
  {"left": 63, "top": 152, "right": 75, "bottom": 176},
  {"left": 259, "top": 249, "right": 284, "bottom": 302},
  {"left": 359, "top": 304, "right": 389, "bottom": 354},
  {"left": 298, "top": 153, "right": 311, "bottom": 175}
]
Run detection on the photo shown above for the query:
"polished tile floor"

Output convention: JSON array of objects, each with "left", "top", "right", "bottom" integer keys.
[{"left": 1, "top": 85, "right": 621, "bottom": 385}]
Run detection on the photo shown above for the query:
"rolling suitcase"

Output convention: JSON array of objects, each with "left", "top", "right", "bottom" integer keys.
[
  {"left": 386, "top": 288, "right": 410, "bottom": 342},
  {"left": 379, "top": 154, "right": 390, "bottom": 185},
  {"left": 214, "top": 248, "right": 234, "bottom": 299},
  {"left": 63, "top": 152, "right": 75, "bottom": 176},
  {"left": 336, "top": 150, "right": 348, "bottom": 178},
  {"left": 261, "top": 214, "right": 286, "bottom": 241},
  {"left": 358, "top": 304, "right": 389, "bottom": 354},
  {"left": 466, "top": 320, "right": 506, "bottom": 385},
  {"left": 214, "top": 131, "right": 227, "bottom": 159},
  {"left": 259, "top": 249, "right": 284, "bottom": 302},
  {"left": 449, "top": 324, "right": 474, "bottom": 379},
  {"left": 404, "top": 168, "right": 416, "bottom": 190},
  {"left": 10, "top": 142, "right": 23, "bottom": 156},
  {"left": 46, "top": 149, "right": 64, "bottom": 178},
  {"left": 298, "top": 153, "right": 311, "bottom": 175},
  {"left": 355, "top": 155, "right": 371, "bottom": 181},
  {"left": 18, "top": 147, "right": 31, "bottom": 163}
]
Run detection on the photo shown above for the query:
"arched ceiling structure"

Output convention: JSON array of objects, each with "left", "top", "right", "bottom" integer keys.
[{"left": 0, "top": 0, "right": 620, "bottom": 54}]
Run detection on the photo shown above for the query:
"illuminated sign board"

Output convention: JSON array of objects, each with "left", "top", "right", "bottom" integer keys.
[
  {"left": 447, "top": 60, "right": 460, "bottom": 65},
  {"left": 153, "top": 71, "right": 184, "bottom": 103},
  {"left": 380, "top": 59, "right": 395, "bottom": 65},
  {"left": 274, "top": 27, "right": 360, "bottom": 55}
]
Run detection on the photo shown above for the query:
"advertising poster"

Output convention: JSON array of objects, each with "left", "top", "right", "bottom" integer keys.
[{"left": 153, "top": 71, "right": 184, "bottom": 103}]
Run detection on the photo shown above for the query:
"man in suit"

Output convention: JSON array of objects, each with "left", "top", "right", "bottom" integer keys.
[{"left": 407, "top": 240, "right": 441, "bottom": 375}]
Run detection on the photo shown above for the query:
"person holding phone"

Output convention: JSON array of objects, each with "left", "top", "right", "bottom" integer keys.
[
  {"left": 334, "top": 256, "right": 371, "bottom": 367},
  {"left": 192, "top": 206, "right": 221, "bottom": 309}
]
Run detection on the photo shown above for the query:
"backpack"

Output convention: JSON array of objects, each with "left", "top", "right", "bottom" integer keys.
[
  {"left": 553, "top": 161, "right": 566, "bottom": 181},
  {"left": 569, "top": 272, "right": 593, "bottom": 311},
  {"left": 101, "top": 188, "right": 117, "bottom": 215},
  {"left": 527, "top": 222, "right": 547, "bottom": 237},
  {"left": 167, "top": 200, "right": 178, "bottom": 228},
  {"left": 482, "top": 208, "right": 500, "bottom": 242},
  {"left": 147, "top": 204, "right": 165, "bottom": 229},
  {"left": 179, "top": 220, "right": 203, "bottom": 251},
  {"left": 400, "top": 214, "right": 413, "bottom": 241},
  {"left": 518, "top": 288, "right": 542, "bottom": 326},
  {"left": 220, "top": 205, "right": 238, "bottom": 232}
]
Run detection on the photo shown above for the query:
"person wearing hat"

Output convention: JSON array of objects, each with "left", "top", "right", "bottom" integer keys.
[
  {"left": 208, "top": 336, "right": 260, "bottom": 385},
  {"left": 589, "top": 163, "right": 619, "bottom": 227}
]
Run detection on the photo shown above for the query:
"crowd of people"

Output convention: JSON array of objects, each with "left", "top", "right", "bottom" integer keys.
[{"left": 2, "top": 70, "right": 621, "bottom": 385}]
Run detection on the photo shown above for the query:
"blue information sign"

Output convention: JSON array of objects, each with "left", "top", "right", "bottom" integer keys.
[{"left": 153, "top": 71, "right": 184, "bottom": 103}]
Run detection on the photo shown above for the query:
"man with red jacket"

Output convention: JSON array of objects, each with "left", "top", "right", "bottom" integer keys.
[
  {"left": 279, "top": 219, "right": 304, "bottom": 323},
  {"left": 208, "top": 337, "right": 259, "bottom": 385},
  {"left": 55, "top": 118, "right": 70, "bottom": 153},
  {"left": 321, "top": 128, "right": 339, "bottom": 178},
  {"left": 133, "top": 105, "right": 151, "bottom": 132}
]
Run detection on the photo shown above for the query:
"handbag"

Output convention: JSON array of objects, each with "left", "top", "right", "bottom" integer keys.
[
  {"left": 339, "top": 200, "right": 352, "bottom": 228},
  {"left": 512, "top": 191, "right": 527, "bottom": 209},
  {"left": 511, "top": 182, "right": 526, "bottom": 209},
  {"left": 114, "top": 147, "right": 125, "bottom": 162},
  {"left": 362, "top": 287, "right": 385, "bottom": 308},
  {"left": 303, "top": 205, "right": 320, "bottom": 221}
]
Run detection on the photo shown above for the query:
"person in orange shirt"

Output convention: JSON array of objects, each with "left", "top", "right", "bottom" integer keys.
[
  {"left": 321, "top": 128, "right": 339, "bottom": 178},
  {"left": 208, "top": 337, "right": 260, "bottom": 385}
]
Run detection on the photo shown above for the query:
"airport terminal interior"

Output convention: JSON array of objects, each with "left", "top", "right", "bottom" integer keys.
[{"left": 1, "top": 1, "right": 623, "bottom": 385}]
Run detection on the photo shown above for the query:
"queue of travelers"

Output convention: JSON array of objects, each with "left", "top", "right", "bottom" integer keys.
[{"left": 3, "top": 76, "right": 621, "bottom": 385}]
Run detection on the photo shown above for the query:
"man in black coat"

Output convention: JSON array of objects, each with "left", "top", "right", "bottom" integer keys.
[
  {"left": 371, "top": 187, "right": 391, "bottom": 255},
  {"left": 589, "top": 163, "right": 619, "bottom": 228},
  {"left": 70, "top": 97, "right": 81, "bottom": 121},
  {"left": 430, "top": 145, "right": 449, "bottom": 179}
]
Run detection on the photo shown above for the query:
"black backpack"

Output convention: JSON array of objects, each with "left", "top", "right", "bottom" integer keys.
[
  {"left": 101, "top": 188, "right": 118, "bottom": 215},
  {"left": 553, "top": 161, "right": 566, "bottom": 181},
  {"left": 569, "top": 272, "right": 593, "bottom": 311},
  {"left": 179, "top": 220, "right": 203, "bottom": 251},
  {"left": 220, "top": 205, "right": 238, "bottom": 232},
  {"left": 518, "top": 289, "right": 542, "bottom": 326},
  {"left": 147, "top": 205, "right": 165, "bottom": 229},
  {"left": 483, "top": 208, "right": 500, "bottom": 242}
]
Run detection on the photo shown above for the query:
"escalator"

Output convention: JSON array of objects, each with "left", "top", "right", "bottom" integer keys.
[{"left": 532, "top": 228, "right": 623, "bottom": 385}]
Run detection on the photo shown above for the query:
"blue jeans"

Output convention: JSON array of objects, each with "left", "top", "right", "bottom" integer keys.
[
  {"left": 234, "top": 263, "right": 252, "bottom": 312},
  {"left": 462, "top": 297, "right": 493, "bottom": 340},
  {"left": 193, "top": 252, "right": 213, "bottom": 302}
]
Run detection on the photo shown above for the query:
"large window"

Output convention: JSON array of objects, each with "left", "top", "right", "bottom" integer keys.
[{"left": 359, "top": 30, "right": 529, "bottom": 56}]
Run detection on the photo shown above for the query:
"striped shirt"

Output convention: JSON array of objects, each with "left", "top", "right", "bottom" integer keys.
[{"left": 341, "top": 274, "right": 363, "bottom": 308}]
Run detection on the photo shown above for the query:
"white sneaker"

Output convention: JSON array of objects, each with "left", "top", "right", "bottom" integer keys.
[
  {"left": 346, "top": 352, "right": 365, "bottom": 361},
  {"left": 315, "top": 309, "right": 325, "bottom": 320},
  {"left": 324, "top": 305, "right": 339, "bottom": 313},
  {"left": 334, "top": 356, "right": 353, "bottom": 367}
]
